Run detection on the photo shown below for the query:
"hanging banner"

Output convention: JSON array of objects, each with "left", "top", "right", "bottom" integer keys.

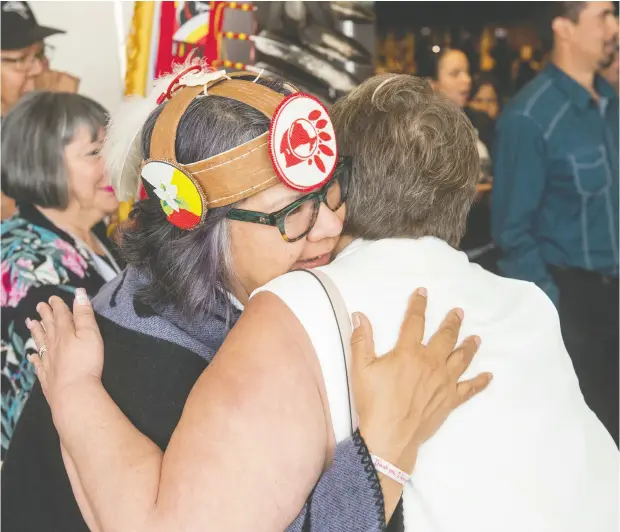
[
  {"left": 124, "top": 1, "right": 233, "bottom": 96},
  {"left": 153, "top": 1, "right": 228, "bottom": 78},
  {"left": 114, "top": 0, "right": 252, "bottom": 214}
]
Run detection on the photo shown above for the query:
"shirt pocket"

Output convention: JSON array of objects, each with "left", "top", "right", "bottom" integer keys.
[{"left": 568, "top": 145, "right": 611, "bottom": 196}]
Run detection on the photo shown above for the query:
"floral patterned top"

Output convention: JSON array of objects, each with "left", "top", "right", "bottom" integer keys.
[{"left": 1, "top": 204, "right": 120, "bottom": 458}]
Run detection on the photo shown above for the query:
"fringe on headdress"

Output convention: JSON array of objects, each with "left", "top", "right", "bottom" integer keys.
[{"left": 103, "top": 54, "right": 210, "bottom": 201}]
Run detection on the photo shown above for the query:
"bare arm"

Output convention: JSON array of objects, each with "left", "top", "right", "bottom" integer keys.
[
  {"left": 30, "top": 290, "right": 489, "bottom": 531},
  {"left": 60, "top": 444, "right": 103, "bottom": 532},
  {"left": 146, "top": 291, "right": 330, "bottom": 530},
  {"left": 37, "top": 292, "right": 330, "bottom": 532}
]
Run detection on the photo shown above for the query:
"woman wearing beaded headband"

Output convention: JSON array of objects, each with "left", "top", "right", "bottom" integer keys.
[
  {"left": 4, "top": 64, "right": 489, "bottom": 531},
  {"left": 32, "top": 71, "right": 617, "bottom": 532},
  {"left": 19, "top": 69, "right": 619, "bottom": 532}
]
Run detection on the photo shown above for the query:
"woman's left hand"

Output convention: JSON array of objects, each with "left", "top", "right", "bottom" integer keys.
[
  {"left": 350, "top": 289, "right": 491, "bottom": 473},
  {"left": 27, "top": 289, "right": 104, "bottom": 411}
]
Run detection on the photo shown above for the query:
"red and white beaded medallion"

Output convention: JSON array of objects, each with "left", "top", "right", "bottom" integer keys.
[{"left": 269, "top": 93, "right": 338, "bottom": 192}]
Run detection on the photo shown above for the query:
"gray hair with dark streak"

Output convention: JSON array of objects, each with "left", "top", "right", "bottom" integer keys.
[{"left": 120, "top": 76, "right": 290, "bottom": 323}]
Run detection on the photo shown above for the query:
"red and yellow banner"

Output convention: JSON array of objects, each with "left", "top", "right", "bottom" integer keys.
[{"left": 113, "top": 1, "right": 245, "bottom": 228}]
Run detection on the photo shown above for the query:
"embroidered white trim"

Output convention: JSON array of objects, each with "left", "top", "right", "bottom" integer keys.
[{"left": 370, "top": 454, "right": 410, "bottom": 485}]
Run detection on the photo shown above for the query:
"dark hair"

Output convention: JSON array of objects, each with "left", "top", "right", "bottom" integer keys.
[
  {"left": 470, "top": 72, "right": 502, "bottom": 106},
  {"left": 1, "top": 92, "right": 108, "bottom": 208},
  {"left": 419, "top": 47, "right": 466, "bottom": 81},
  {"left": 539, "top": 1, "right": 588, "bottom": 52},
  {"left": 420, "top": 48, "right": 447, "bottom": 80},
  {"left": 120, "top": 76, "right": 290, "bottom": 323}
]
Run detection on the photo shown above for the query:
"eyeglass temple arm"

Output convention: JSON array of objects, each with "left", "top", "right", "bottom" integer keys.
[{"left": 227, "top": 208, "right": 275, "bottom": 226}]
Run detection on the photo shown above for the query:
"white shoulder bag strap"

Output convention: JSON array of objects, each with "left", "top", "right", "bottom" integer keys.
[{"left": 302, "top": 269, "right": 358, "bottom": 434}]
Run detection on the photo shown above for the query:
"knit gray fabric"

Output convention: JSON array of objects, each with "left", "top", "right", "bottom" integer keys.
[
  {"left": 94, "top": 268, "right": 231, "bottom": 359},
  {"left": 92, "top": 267, "right": 386, "bottom": 531}
]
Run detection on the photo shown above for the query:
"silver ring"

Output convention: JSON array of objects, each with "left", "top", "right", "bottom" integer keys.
[{"left": 38, "top": 344, "right": 47, "bottom": 358}]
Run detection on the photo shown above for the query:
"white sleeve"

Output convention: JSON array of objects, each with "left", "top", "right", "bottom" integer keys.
[{"left": 252, "top": 270, "right": 355, "bottom": 442}]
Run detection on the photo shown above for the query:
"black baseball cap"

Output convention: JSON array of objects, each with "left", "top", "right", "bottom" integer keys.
[{"left": 1, "top": 1, "right": 64, "bottom": 50}]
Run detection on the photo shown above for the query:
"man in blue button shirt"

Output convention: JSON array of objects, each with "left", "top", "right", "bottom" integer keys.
[{"left": 492, "top": 1, "right": 619, "bottom": 444}]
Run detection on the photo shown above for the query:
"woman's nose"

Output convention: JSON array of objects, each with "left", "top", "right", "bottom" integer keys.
[
  {"left": 98, "top": 157, "right": 109, "bottom": 180},
  {"left": 307, "top": 203, "right": 343, "bottom": 242}
]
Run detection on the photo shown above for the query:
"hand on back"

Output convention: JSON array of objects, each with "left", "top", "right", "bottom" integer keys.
[{"left": 350, "top": 288, "right": 492, "bottom": 473}]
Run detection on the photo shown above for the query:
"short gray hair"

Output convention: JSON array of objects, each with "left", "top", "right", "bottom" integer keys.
[
  {"left": 121, "top": 75, "right": 291, "bottom": 323},
  {"left": 1, "top": 91, "right": 108, "bottom": 209},
  {"left": 331, "top": 74, "right": 479, "bottom": 248}
]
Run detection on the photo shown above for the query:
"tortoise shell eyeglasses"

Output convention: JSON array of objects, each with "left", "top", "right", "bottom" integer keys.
[{"left": 226, "top": 156, "right": 352, "bottom": 242}]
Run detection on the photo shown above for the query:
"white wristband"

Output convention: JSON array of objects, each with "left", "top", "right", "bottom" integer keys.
[{"left": 370, "top": 454, "right": 410, "bottom": 485}]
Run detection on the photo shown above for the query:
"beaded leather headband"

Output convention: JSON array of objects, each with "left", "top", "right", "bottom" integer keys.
[{"left": 140, "top": 68, "right": 338, "bottom": 230}]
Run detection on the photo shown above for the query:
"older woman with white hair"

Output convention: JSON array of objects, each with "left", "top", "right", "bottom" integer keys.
[{"left": 0, "top": 91, "right": 121, "bottom": 457}]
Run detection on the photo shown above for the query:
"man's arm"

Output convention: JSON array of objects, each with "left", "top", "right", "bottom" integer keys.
[{"left": 491, "top": 112, "right": 557, "bottom": 303}]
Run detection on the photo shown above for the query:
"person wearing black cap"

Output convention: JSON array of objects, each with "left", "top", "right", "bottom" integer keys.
[{"left": 1, "top": 1, "right": 79, "bottom": 219}]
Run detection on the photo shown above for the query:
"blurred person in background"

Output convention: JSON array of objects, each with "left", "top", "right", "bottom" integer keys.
[
  {"left": 492, "top": 1, "right": 619, "bottom": 444},
  {"left": 425, "top": 47, "right": 497, "bottom": 273},
  {"left": 0, "top": 92, "right": 121, "bottom": 458},
  {"left": 426, "top": 48, "right": 472, "bottom": 107},
  {"left": 513, "top": 45, "right": 540, "bottom": 93},
  {"left": 489, "top": 28, "right": 519, "bottom": 98},
  {"left": 1, "top": 0, "right": 80, "bottom": 220},
  {"left": 426, "top": 47, "right": 494, "bottom": 154},
  {"left": 468, "top": 72, "right": 501, "bottom": 121}
]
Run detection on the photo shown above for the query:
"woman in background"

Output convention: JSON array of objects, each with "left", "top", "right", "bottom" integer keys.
[
  {"left": 468, "top": 72, "right": 501, "bottom": 143},
  {"left": 424, "top": 48, "right": 493, "bottom": 170},
  {"left": 424, "top": 47, "right": 497, "bottom": 272},
  {"left": 0, "top": 92, "right": 121, "bottom": 457},
  {"left": 468, "top": 74, "right": 501, "bottom": 120}
]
